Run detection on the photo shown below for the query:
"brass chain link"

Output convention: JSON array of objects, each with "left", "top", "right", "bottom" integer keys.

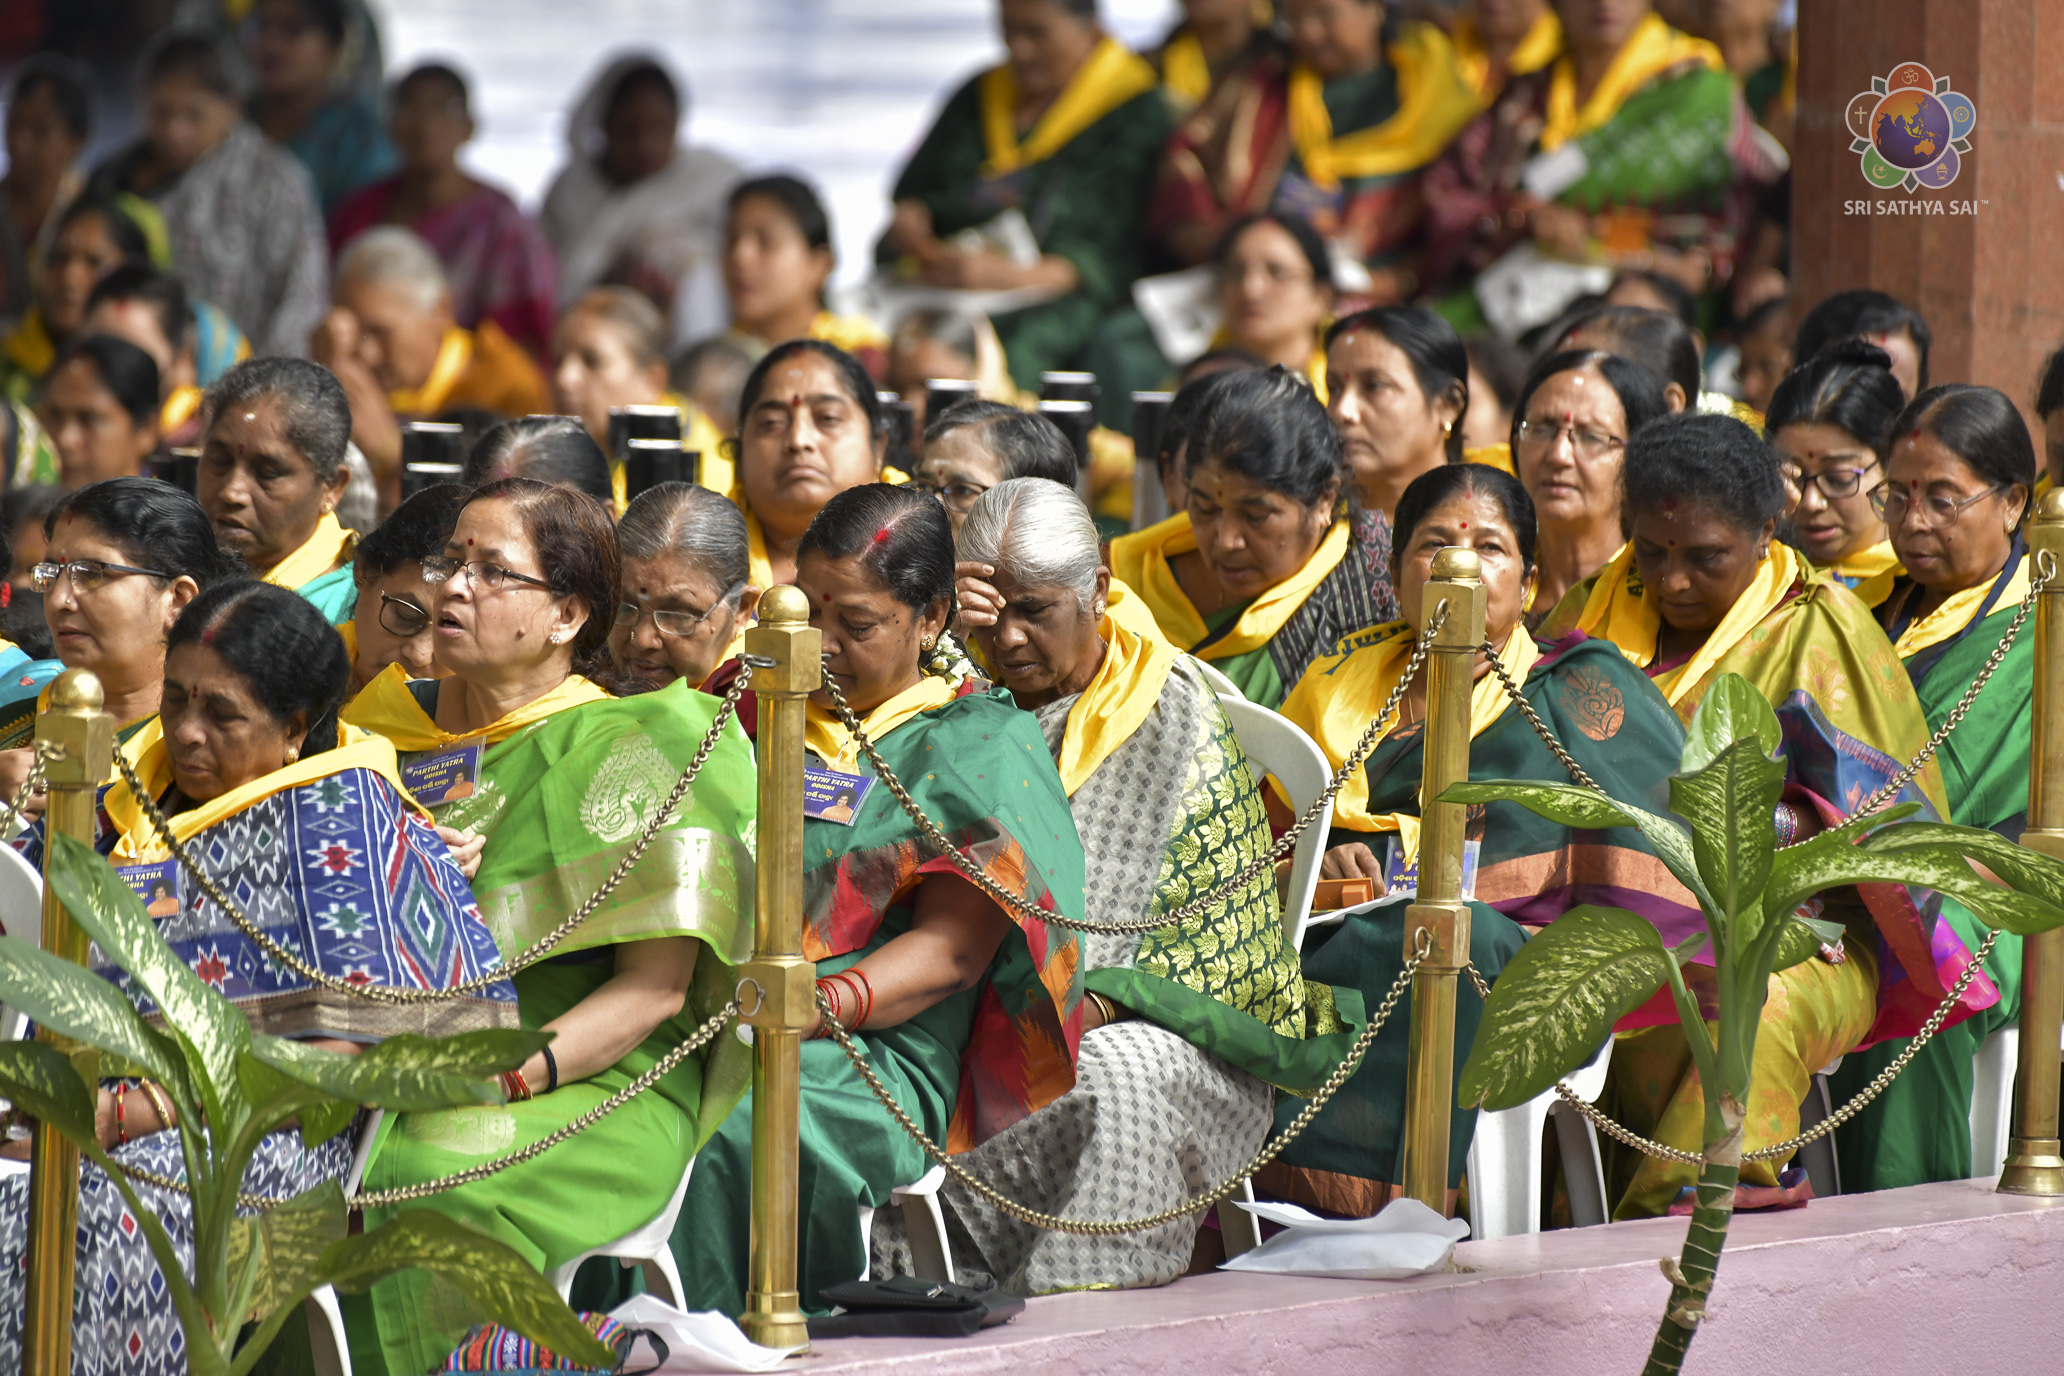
[
  {"left": 1480, "top": 646, "right": 1598, "bottom": 790},
  {"left": 0, "top": 740, "right": 61, "bottom": 834},
  {"left": 110, "top": 666, "right": 753, "bottom": 1003},
  {"left": 819, "top": 929, "right": 1432, "bottom": 1234},
  {"left": 110, "top": 1000, "right": 740, "bottom": 1212},
  {"left": 820, "top": 606, "right": 1451, "bottom": 936}
]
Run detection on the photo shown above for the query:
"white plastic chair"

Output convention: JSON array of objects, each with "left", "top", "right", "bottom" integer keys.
[
  {"left": 1466, "top": 1038, "right": 1613, "bottom": 1241},
  {"left": 546, "top": 1158, "right": 692, "bottom": 1306},
  {"left": 1971, "top": 1023, "right": 2020, "bottom": 1179},
  {"left": 1188, "top": 656, "right": 1244, "bottom": 702},
  {"left": 308, "top": 1110, "right": 385, "bottom": 1376},
  {"left": 1214, "top": 696, "right": 1333, "bottom": 953},
  {"left": 0, "top": 843, "right": 43, "bottom": 1042},
  {"left": 1797, "top": 1058, "right": 1843, "bottom": 1199},
  {"left": 876, "top": 1165, "right": 956, "bottom": 1283}
]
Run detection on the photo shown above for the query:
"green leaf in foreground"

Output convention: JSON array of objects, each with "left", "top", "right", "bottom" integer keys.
[{"left": 0, "top": 1038, "right": 99, "bottom": 1146}]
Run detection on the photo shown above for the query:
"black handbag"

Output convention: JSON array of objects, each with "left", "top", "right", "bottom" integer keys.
[{"left": 806, "top": 1276, "right": 1026, "bottom": 1338}]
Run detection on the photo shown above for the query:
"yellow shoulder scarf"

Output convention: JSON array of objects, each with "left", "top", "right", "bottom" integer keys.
[
  {"left": 741, "top": 506, "right": 776, "bottom": 594},
  {"left": 105, "top": 724, "right": 419, "bottom": 865},
  {"left": 161, "top": 385, "right": 202, "bottom": 434},
  {"left": 804, "top": 674, "right": 959, "bottom": 775},
  {"left": 1279, "top": 623, "right": 1538, "bottom": 846},
  {"left": 1573, "top": 541, "right": 1802, "bottom": 707},
  {"left": 1287, "top": 22, "right": 1482, "bottom": 190},
  {"left": 3, "top": 308, "right": 54, "bottom": 380},
  {"left": 980, "top": 36, "right": 1161, "bottom": 178},
  {"left": 341, "top": 663, "right": 611, "bottom": 752},
  {"left": 1451, "top": 9, "right": 1562, "bottom": 102},
  {"left": 1462, "top": 441, "right": 1515, "bottom": 475},
  {"left": 1160, "top": 29, "right": 1212, "bottom": 106},
  {"left": 809, "top": 311, "right": 890, "bottom": 356},
  {"left": 1055, "top": 601, "right": 1183, "bottom": 797},
  {"left": 387, "top": 327, "right": 474, "bottom": 417},
  {"left": 1892, "top": 553, "right": 2031, "bottom": 660},
  {"left": 1108, "top": 513, "right": 1351, "bottom": 659},
  {"left": 1539, "top": 13, "right": 1723, "bottom": 152},
  {"left": 1829, "top": 540, "right": 1902, "bottom": 611},
  {"left": 262, "top": 511, "right": 356, "bottom": 592}
]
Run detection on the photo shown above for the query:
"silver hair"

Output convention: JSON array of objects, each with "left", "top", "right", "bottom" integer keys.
[
  {"left": 616, "top": 481, "right": 751, "bottom": 607},
  {"left": 954, "top": 477, "right": 1101, "bottom": 607},
  {"left": 335, "top": 226, "right": 447, "bottom": 311}
]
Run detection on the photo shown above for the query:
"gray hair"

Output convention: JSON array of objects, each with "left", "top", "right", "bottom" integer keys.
[
  {"left": 955, "top": 477, "right": 1100, "bottom": 606},
  {"left": 616, "top": 481, "right": 751, "bottom": 607},
  {"left": 201, "top": 357, "right": 352, "bottom": 480},
  {"left": 335, "top": 442, "right": 377, "bottom": 534},
  {"left": 335, "top": 226, "right": 447, "bottom": 311}
]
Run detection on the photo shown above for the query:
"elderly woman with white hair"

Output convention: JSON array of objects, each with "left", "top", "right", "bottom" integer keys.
[
  {"left": 896, "top": 477, "right": 1339, "bottom": 1292},
  {"left": 311, "top": 224, "right": 550, "bottom": 502}
]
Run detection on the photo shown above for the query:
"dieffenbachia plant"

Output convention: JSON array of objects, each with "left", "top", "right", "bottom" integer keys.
[
  {"left": 0, "top": 832, "right": 613, "bottom": 1375},
  {"left": 1450, "top": 674, "right": 2064, "bottom": 1375}
]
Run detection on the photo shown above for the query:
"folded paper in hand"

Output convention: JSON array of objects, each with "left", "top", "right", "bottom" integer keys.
[
  {"left": 604, "top": 1295, "right": 804, "bottom": 1373},
  {"left": 1220, "top": 1197, "right": 1470, "bottom": 1280}
]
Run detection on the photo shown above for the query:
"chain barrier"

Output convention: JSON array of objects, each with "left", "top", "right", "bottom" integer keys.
[
  {"left": 0, "top": 740, "right": 60, "bottom": 835},
  {"left": 110, "top": 1000, "right": 741, "bottom": 1212},
  {"left": 820, "top": 606, "right": 1451, "bottom": 936},
  {"left": 820, "top": 930, "right": 1431, "bottom": 1234},
  {"left": 111, "top": 664, "right": 755, "bottom": 1004}
]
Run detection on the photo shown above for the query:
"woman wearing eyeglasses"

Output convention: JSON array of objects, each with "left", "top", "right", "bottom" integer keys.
[
  {"left": 1827, "top": 384, "right": 2041, "bottom": 1194},
  {"left": 340, "top": 476, "right": 758, "bottom": 1373},
  {"left": 610, "top": 481, "right": 759, "bottom": 693},
  {"left": 1765, "top": 342, "right": 1907, "bottom": 608},
  {"left": 341, "top": 482, "right": 468, "bottom": 695},
  {"left": 1510, "top": 349, "right": 1668, "bottom": 627},
  {"left": 911, "top": 400, "right": 1078, "bottom": 539}
]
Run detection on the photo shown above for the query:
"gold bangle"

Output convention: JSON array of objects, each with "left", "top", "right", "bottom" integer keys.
[
  {"left": 1087, "top": 991, "right": 1120, "bottom": 1026},
  {"left": 139, "top": 1081, "right": 175, "bottom": 1132}
]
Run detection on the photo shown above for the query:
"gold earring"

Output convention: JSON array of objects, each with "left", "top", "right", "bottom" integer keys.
[{"left": 285, "top": 746, "right": 298, "bottom": 764}]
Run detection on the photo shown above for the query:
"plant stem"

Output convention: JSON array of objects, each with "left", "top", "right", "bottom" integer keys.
[{"left": 1642, "top": 1111, "right": 1742, "bottom": 1376}]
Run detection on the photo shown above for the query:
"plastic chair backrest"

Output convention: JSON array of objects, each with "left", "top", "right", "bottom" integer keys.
[
  {"left": 1215, "top": 695, "right": 1332, "bottom": 951},
  {"left": 0, "top": 845, "right": 43, "bottom": 1041}
]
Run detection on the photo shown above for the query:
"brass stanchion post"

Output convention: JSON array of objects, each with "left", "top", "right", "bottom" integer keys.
[
  {"left": 1399, "top": 549, "right": 1486, "bottom": 1213},
  {"left": 23, "top": 669, "right": 113, "bottom": 1375},
  {"left": 738, "top": 587, "right": 820, "bottom": 1346},
  {"left": 2002, "top": 491, "right": 2064, "bottom": 1195}
]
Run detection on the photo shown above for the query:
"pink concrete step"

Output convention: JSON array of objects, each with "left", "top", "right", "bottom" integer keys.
[{"left": 805, "top": 1179, "right": 2064, "bottom": 1374}]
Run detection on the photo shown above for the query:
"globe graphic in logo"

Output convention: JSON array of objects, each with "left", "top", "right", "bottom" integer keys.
[{"left": 1871, "top": 89, "right": 1952, "bottom": 171}]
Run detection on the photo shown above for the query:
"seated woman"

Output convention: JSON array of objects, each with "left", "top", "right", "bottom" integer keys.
[
  {"left": 552, "top": 286, "right": 730, "bottom": 500},
  {"left": 1266, "top": 463, "right": 1687, "bottom": 1214},
  {"left": 728, "top": 339, "right": 891, "bottom": 589},
  {"left": 912, "top": 400, "right": 1079, "bottom": 537},
  {"left": 723, "top": 175, "right": 888, "bottom": 380},
  {"left": 1511, "top": 348, "right": 1668, "bottom": 621},
  {"left": 341, "top": 477, "right": 758, "bottom": 1371},
  {"left": 1831, "top": 385, "right": 2038, "bottom": 1190},
  {"left": 1764, "top": 341, "right": 1904, "bottom": 607},
  {"left": 936, "top": 477, "right": 1326, "bottom": 1291},
  {"left": 87, "top": 31, "right": 328, "bottom": 357},
  {"left": 0, "top": 59, "right": 90, "bottom": 323},
  {"left": 1146, "top": 0, "right": 1477, "bottom": 284},
  {"left": 878, "top": 0, "right": 1173, "bottom": 391},
  {"left": 342, "top": 481, "right": 467, "bottom": 694},
  {"left": 34, "top": 334, "right": 161, "bottom": 488},
  {"left": 1110, "top": 366, "right": 1386, "bottom": 708},
  {"left": 1552, "top": 305, "right": 1707, "bottom": 417},
  {"left": 197, "top": 358, "right": 358, "bottom": 623},
  {"left": 246, "top": 0, "right": 396, "bottom": 217},
  {"left": 82, "top": 265, "right": 253, "bottom": 447},
  {"left": 1421, "top": 0, "right": 1782, "bottom": 315},
  {"left": 1551, "top": 413, "right": 1991, "bottom": 1216},
  {"left": 884, "top": 303, "right": 1018, "bottom": 439},
  {"left": 0, "top": 578, "right": 512, "bottom": 1370},
  {"left": 610, "top": 480, "right": 759, "bottom": 694},
  {"left": 462, "top": 415, "right": 616, "bottom": 510},
  {"left": 672, "top": 482, "right": 1083, "bottom": 1315},
  {"left": 330, "top": 63, "right": 557, "bottom": 361},
  {"left": 1324, "top": 305, "right": 1470, "bottom": 622},
  {"left": 1, "top": 193, "right": 156, "bottom": 415}
]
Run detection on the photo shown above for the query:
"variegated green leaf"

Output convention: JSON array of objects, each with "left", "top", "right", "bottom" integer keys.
[
  {"left": 1763, "top": 833, "right": 2064, "bottom": 936},
  {"left": 1681, "top": 672, "right": 1780, "bottom": 773},
  {"left": 0, "top": 934, "right": 182, "bottom": 1088},
  {"left": 1443, "top": 778, "right": 1716, "bottom": 916},
  {"left": 1668, "top": 736, "right": 1785, "bottom": 940},
  {"left": 250, "top": 1028, "right": 548, "bottom": 1112}
]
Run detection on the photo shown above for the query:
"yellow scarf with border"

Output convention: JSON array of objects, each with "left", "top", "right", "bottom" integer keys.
[
  {"left": 1451, "top": 9, "right": 1562, "bottom": 101},
  {"left": 341, "top": 663, "right": 610, "bottom": 752},
  {"left": 387, "top": 327, "right": 473, "bottom": 417},
  {"left": 1539, "top": 13, "right": 1723, "bottom": 152},
  {"left": 1278, "top": 622, "right": 1539, "bottom": 843},
  {"left": 1054, "top": 600, "right": 1183, "bottom": 797},
  {"left": 1829, "top": 540, "right": 1902, "bottom": 610},
  {"left": 1892, "top": 553, "right": 2030, "bottom": 660},
  {"left": 1286, "top": 23, "right": 1482, "bottom": 190},
  {"left": 1109, "top": 513, "right": 1350, "bottom": 660},
  {"left": 804, "top": 673, "right": 959, "bottom": 775},
  {"left": 1573, "top": 541, "right": 1802, "bottom": 706},
  {"left": 261, "top": 511, "right": 355, "bottom": 592},
  {"left": 105, "top": 723, "right": 421, "bottom": 864},
  {"left": 980, "top": 37, "right": 1161, "bottom": 178}
]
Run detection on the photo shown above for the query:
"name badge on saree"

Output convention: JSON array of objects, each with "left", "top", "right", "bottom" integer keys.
[
  {"left": 118, "top": 859, "right": 184, "bottom": 921},
  {"left": 1383, "top": 837, "right": 1480, "bottom": 901},
  {"left": 401, "top": 742, "right": 484, "bottom": 807},
  {"left": 804, "top": 766, "right": 873, "bottom": 825}
]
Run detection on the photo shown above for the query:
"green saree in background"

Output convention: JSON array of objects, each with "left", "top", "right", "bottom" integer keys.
[
  {"left": 673, "top": 680, "right": 1086, "bottom": 1317},
  {"left": 344, "top": 679, "right": 756, "bottom": 1375},
  {"left": 1832, "top": 550, "right": 2034, "bottom": 1189}
]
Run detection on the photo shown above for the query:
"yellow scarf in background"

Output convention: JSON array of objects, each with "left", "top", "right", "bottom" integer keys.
[
  {"left": 1892, "top": 553, "right": 2030, "bottom": 660},
  {"left": 387, "top": 327, "right": 473, "bottom": 416},
  {"left": 342, "top": 664, "right": 609, "bottom": 751},
  {"left": 1160, "top": 30, "right": 1212, "bottom": 106},
  {"left": 160, "top": 385, "right": 202, "bottom": 434},
  {"left": 1286, "top": 23, "right": 1482, "bottom": 190},
  {"left": 1539, "top": 13, "right": 1722, "bottom": 152},
  {"left": 1830, "top": 540, "right": 1902, "bottom": 610},
  {"left": 980, "top": 37, "right": 1160, "bottom": 177},
  {"left": 1451, "top": 9, "right": 1562, "bottom": 102},
  {"left": 1110, "top": 514, "right": 1349, "bottom": 658},
  {"left": 261, "top": 512, "right": 355, "bottom": 592},
  {"left": 1573, "top": 541, "right": 1802, "bottom": 706},
  {"left": 804, "top": 674, "right": 958, "bottom": 775},
  {"left": 3, "top": 309, "right": 54, "bottom": 379},
  {"left": 1278, "top": 622, "right": 1538, "bottom": 836},
  {"left": 1054, "top": 602, "right": 1182, "bottom": 797}
]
